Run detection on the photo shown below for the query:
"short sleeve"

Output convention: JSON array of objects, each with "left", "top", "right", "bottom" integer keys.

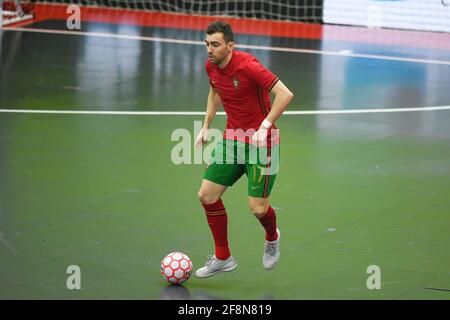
[{"left": 245, "top": 59, "right": 279, "bottom": 92}]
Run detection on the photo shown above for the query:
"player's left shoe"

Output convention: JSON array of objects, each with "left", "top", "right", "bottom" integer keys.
[{"left": 263, "top": 228, "right": 280, "bottom": 270}]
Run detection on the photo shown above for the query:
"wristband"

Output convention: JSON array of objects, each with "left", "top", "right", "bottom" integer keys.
[{"left": 261, "top": 118, "right": 272, "bottom": 129}]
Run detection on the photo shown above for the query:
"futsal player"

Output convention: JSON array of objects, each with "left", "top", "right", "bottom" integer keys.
[{"left": 194, "top": 21, "right": 294, "bottom": 278}]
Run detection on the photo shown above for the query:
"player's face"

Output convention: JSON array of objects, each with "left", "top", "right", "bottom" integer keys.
[{"left": 205, "top": 33, "right": 234, "bottom": 65}]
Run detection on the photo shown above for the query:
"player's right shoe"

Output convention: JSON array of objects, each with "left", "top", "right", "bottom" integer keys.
[
  {"left": 195, "top": 255, "right": 237, "bottom": 278},
  {"left": 263, "top": 228, "right": 280, "bottom": 270}
]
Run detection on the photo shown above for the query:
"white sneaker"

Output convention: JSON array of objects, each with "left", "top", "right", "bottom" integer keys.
[
  {"left": 195, "top": 255, "right": 237, "bottom": 278},
  {"left": 263, "top": 229, "right": 280, "bottom": 270}
]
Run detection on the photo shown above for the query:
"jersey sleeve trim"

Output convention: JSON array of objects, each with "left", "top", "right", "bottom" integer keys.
[{"left": 268, "top": 77, "right": 280, "bottom": 93}]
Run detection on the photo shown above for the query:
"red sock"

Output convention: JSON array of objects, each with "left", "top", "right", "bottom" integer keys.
[
  {"left": 257, "top": 206, "right": 278, "bottom": 241},
  {"left": 202, "top": 199, "right": 230, "bottom": 260}
]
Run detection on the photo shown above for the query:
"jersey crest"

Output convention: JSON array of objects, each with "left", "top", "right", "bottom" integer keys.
[{"left": 232, "top": 76, "right": 240, "bottom": 89}]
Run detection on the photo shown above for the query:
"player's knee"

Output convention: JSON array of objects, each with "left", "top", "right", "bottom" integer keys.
[
  {"left": 250, "top": 202, "right": 269, "bottom": 217},
  {"left": 197, "top": 190, "right": 220, "bottom": 205}
]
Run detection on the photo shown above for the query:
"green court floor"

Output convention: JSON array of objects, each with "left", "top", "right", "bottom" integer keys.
[{"left": 0, "top": 111, "right": 449, "bottom": 299}]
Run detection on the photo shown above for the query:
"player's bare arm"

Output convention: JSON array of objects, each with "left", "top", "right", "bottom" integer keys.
[
  {"left": 252, "top": 80, "right": 294, "bottom": 145},
  {"left": 266, "top": 80, "right": 294, "bottom": 124},
  {"left": 195, "top": 85, "right": 222, "bottom": 149}
]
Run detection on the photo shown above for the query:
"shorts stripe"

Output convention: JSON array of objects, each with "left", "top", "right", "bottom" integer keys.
[{"left": 263, "top": 147, "right": 272, "bottom": 198}]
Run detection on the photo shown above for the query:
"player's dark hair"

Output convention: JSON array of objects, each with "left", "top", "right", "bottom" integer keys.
[{"left": 206, "top": 21, "right": 234, "bottom": 43}]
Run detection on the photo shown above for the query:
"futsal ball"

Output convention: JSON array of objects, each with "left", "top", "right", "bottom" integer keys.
[{"left": 161, "top": 252, "right": 193, "bottom": 285}]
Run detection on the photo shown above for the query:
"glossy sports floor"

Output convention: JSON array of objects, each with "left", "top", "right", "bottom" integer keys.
[{"left": 1, "top": 5, "right": 449, "bottom": 299}]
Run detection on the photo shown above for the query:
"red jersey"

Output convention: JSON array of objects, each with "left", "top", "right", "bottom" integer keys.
[{"left": 205, "top": 50, "right": 280, "bottom": 146}]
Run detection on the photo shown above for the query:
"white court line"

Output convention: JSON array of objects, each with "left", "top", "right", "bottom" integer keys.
[
  {"left": 3, "top": 27, "right": 450, "bottom": 66},
  {"left": 1, "top": 106, "right": 450, "bottom": 115}
]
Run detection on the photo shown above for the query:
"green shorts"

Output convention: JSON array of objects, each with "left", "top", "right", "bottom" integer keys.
[{"left": 203, "top": 139, "right": 280, "bottom": 198}]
